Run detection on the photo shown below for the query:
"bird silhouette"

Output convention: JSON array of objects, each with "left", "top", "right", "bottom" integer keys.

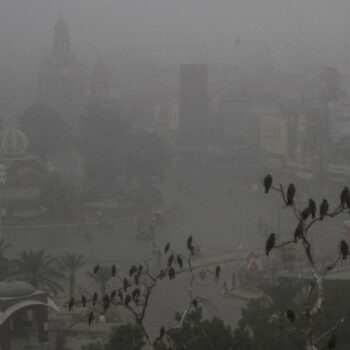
[
  {"left": 263, "top": 174, "right": 273, "bottom": 193},
  {"left": 111, "top": 264, "right": 117, "bottom": 277},
  {"left": 88, "top": 311, "right": 94, "bottom": 327},
  {"left": 164, "top": 242, "right": 170, "bottom": 254},
  {"left": 340, "top": 187, "right": 349, "bottom": 208},
  {"left": 215, "top": 266, "right": 221, "bottom": 278},
  {"left": 301, "top": 207, "right": 311, "bottom": 221},
  {"left": 159, "top": 269, "right": 165, "bottom": 280},
  {"left": 132, "top": 288, "right": 141, "bottom": 303},
  {"left": 137, "top": 265, "right": 143, "bottom": 274},
  {"left": 123, "top": 278, "right": 129, "bottom": 292},
  {"left": 81, "top": 295, "right": 87, "bottom": 307},
  {"left": 134, "top": 275, "right": 139, "bottom": 286},
  {"left": 187, "top": 236, "right": 193, "bottom": 249},
  {"left": 168, "top": 254, "right": 174, "bottom": 266},
  {"left": 168, "top": 267, "right": 175, "bottom": 280},
  {"left": 103, "top": 294, "right": 110, "bottom": 311},
  {"left": 125, "top": 294, "right": 131, "bottom": 306},
  {"left": 328, "top": 334, "right": 337, "bottom": 350},
  {"left": 110, "top": 290, "right": 117, "bottom": 301},
  {"left": 192, "top": 298, "right": 198, "bottom": 309},
  {"left": 177, "top": 255, "right": 183, "bottom": 269},
  {"left": 92, "top": 292, "right": 98, "bottom": 306},
  {"left": 286, "top": 309, "right": 295, "bottom": 323},
  {"left": 320, "top": 199, "right": 329, "bottom": 220},
  {"left": 93, "top": 264, "right": 100, "bottom": 274},
  {"left": 286, "top": 184, "right": 296, "bottom": 206},
  {"left": 129, "top": 265, "right": 137, "bottom": 277},
  {"left": 340, "top": 240, "right": 349, "bottom": 260},
  {"left": 308, "top": 199, "right": 316, "bottom": 219},
  {"left": 160, "top": 326, "right": 166, "bottom": 338},
  {"left": 68, "top": 298, "right": 74, "bottom": 312},
  {"left": 266, "top": 233, "right": 276, "bottom": 256}
]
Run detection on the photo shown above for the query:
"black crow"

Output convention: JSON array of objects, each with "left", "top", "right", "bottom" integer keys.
[
  {"left": 263, "top": 174, "right": 273, "bottom": 193},
  {"left": 286, "top": 309, "right": 295, "bottom": 323},
  {"left": 266, "top": 233, "right": 276, "bottom": 256},
  {"left": 164, "top": 242, "right": 170, "bottom": 254},
  {"left": 286, "top": 184, "right": 296, "bottom": 206},
  {"left": 81, "top": 295, "right": 87, "bottom": 307},
  {"left": 340, "top": 240, "right": 349, "bottom": 260},
  {"left": 308, "top": 199, "right": 316, "bottom": 219},
  {"left": 320, "top": 199, "right": 329, "bottom": 220},
  {"left": 88, "top": 311, "right": 94, "bottom": 327},
  {"left": 177, "top": 255, "right": 183, "bottom": 269}
]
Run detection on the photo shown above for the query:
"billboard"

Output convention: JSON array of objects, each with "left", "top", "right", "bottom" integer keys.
[{"left": 260, "top": 115, "right": 287, "bottom": 155}]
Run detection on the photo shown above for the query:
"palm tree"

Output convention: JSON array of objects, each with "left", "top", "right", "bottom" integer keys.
[
  {"left": 87, "top": 265, "right": 113, "bottom": 296},
  {"left": 259, "top": 278, "right": 303, "bottom": 315},
  {"left": 59, "top": 252, "right": 86, "bottom": 298},
  {"left": 0, "top": 239, "right": 11, "bottom": 279},
  {"left": 15, "top": 250, "right": 63, "bottom": 295},
  {"left": 0, "top": 239, "right": 11, "bottom": 258}
]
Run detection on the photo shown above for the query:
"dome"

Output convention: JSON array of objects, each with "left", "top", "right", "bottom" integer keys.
[
  {"left": 0, "top": 280, "right": 35, "bottom": 298},
  {"left": 0, "top": 128, "right": 30, "bottom": 156}
]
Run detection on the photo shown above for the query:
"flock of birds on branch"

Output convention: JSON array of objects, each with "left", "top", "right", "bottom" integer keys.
[
  {"left": 263, "top": 174, "right": 348, "bottom": 350},
  {"left": 263, "top": 174, "right": 350, "bottom": 265},
  {"left": 65, "top": 235, "right": 221, "bottom": 345}
]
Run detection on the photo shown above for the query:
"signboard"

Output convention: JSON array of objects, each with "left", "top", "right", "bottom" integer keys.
[{"left": 260, "top": 115, "right": 287, "bottom": 155}]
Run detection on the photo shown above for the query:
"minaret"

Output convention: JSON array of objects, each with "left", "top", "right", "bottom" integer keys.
[
  {"left": 90, "top": 57, "right": 109, "bottom": 101},
  {"left": 53, "top": 15, "right": 71, "bottom": 57}
]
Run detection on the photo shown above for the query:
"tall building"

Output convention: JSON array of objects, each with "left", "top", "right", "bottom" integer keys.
[
  {"left": 179, "top": 64, "right": 208, "bottom": 148},
  {"left": 38, "top": 16, "right": 86, "bottom": 127}
]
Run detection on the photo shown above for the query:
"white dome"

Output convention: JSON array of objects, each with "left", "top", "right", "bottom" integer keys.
[{"left": 0, "top": 128, "right": 29, "bottom": 156}]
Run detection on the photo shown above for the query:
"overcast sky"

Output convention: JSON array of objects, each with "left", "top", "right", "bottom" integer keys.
[{"left": 1, "top": 0, "right": 350, "bottom": 81}]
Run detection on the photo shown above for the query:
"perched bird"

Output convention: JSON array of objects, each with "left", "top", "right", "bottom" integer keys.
[
  {"left": 81, "top": 295, "right": 87, "bottom": 307},
  {"left": 137, "top": 265, "right": 143, "bottom": 275},
  {"left": 263, "top": 174, "right": 273, "bottom": 194},
  {"left": 286, "top": 309, "right": 295, "bottom": 323},
  {"left": 111, "top": 264, "right": 117, "bottom": 277},
  {"left": 328, "top": 334, "right": 337, "bottom": 350},
  {"left": 320, "top": 199, "right": 329, "bottom": 220},
  {"left": 118, "top": 290, "right": 123, "bottom": 302},
  {"left": 187, "top": 236, "right": 193, "bottom": 249},
  {"left": 215, "top": 266, "right": 221, "bottom": 279},
  {"left": 340, "top": 240, "right": 349, "bottom": 260},
  {"left": 134, "top": 275, "right": 139, "bottom": 286},
  {"left": 192, "top": 298, "right": 198, "bottom": 309},
  {"left": 168, "top": 254, "right": 174, "bottom": 267},
  {"left": 286, "top": 184, "right": 296, "bottom": 206},
  {"left": 129, "top": 265, "right": 137, "bottom": 277},
  {"left": 294, "top": 223, "right": 303, "bottom": 243},
  {"left": 68, "top": 298, "right": 75, "bottom": 312},
  {"left": 132, "top": 288, "right": 141, "bottom": 303},
  {"left": 110, "top": 290, "right": 117, "bottom": 301},
  {"left": 340, "top": 187, "right": 350, "bottom": 208},
  {"left": 164, "top": 242, "right": 170, "bottom": 254},
  {"left": 308, "top": 199, "right": 316, "bottom": 219},
  {"left": 92, "top": 292, "right": 98, "bottom": 306},
  {"left": 301, "top": 207, "right": 311, "bottom": 221},
  {"left": 103, "top": 294, "right": 110, "bottom": 311},
  {"left": 125, "top": 294, "right": 131, "bottom": 306},
  {"left": 177, "top": 255, "right": 183, "bottom": 269},
  {"left": 123, "top": 278, "right": 129, "bottom": 292},
  {"left": 266, "top": 233, "right": 276, "bottom": 256},
  {"left": 160, "top": 326, "right": 166, "bottom": 339},
  {"left": 93, "top": 264, "right": 100, "bottom": 275},
  {"left": 169, "top": 267, "right": 176, "bottom": 280},
  {"left": 88, "top": 311, "right": 94, "bottom": 327},
  {"left": 159, "top": 269, "right": 166, "bottom": 280}
]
